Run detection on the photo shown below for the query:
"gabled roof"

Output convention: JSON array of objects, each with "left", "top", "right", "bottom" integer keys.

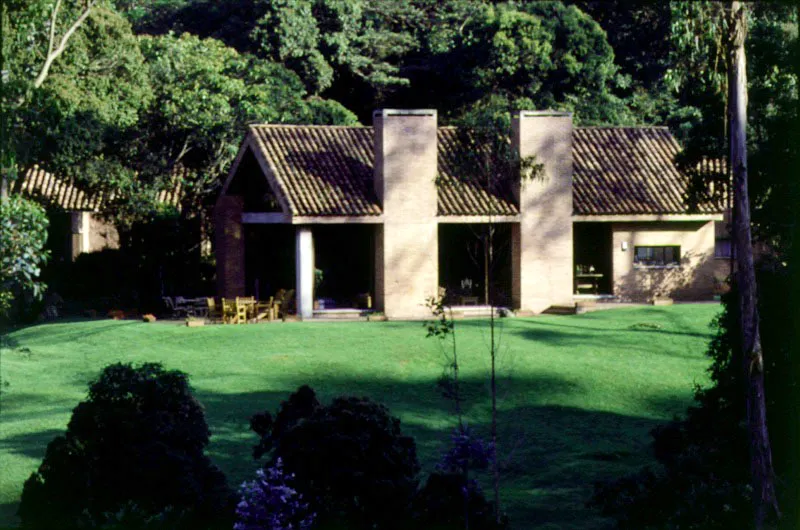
[
  {"left": 247, "top": 125, "right": 381, "bottom": 216},
  {"left": 231, "top": 124, "right": 725, "bottom": 218},
  {"left": 572, "top": 127, "right": 722, "bottom": 215}
]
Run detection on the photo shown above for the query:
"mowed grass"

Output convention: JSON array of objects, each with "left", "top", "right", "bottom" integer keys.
[{"left": 0, "top": 304, "right": 720, "bottom": 529}]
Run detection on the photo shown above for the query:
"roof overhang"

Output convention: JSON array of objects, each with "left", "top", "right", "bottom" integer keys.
[
  {"left": 241, "top": 212, "right": 384, "bottom": 224},
  {"left": 436, "top": 215, "right": 521, "bottom": 223},
  {"left": 573, "top": 213, "right": 723, "bottom": 222}
]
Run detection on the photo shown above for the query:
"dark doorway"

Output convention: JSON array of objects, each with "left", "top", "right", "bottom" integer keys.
[
  {"left": 313, "top": 225, "right": 374, "bottom": 308},
  {"left": 573, "top": 222, "right": 612, "bottom": 295},
  {"left": 438, "top": 223, "right": 512, "bottom": 306},
  {"left": 244, "top": 224, "right": 295, "bottom": 300}
]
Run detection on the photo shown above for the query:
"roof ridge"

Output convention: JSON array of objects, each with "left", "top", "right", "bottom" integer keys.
[
  {"left": 575, "top": 125, "right": 670, "bottom": 130},
  {"left": 248, "top": 123, "right": 369, "bottom": 129}
]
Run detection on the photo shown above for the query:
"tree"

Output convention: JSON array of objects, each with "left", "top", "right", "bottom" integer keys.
[
  {"left": 398, "top": 2, "right": 633, "bottom": 125},
  {"left": 3, "top": 2, "right": 152, "bottom": 196},
  {"left": 727, "top": 2, "right": 779, "bottom": 526}
]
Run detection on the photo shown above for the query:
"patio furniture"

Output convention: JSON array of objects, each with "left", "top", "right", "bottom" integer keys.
[
  {"left": 206, "top": 298, "right": 223, "bottom": 322},
  {"left": 255, "top": 297, "right": 275, "bottom": 321},
  {"left": 459, "top": 295, "right": 480, "bottom": 306},
  {"left": 221, "top": 298, "right": 237, "bottom": 324},
  {"left": 235, "top": 296, "right": 255, "bottom": 324},
  {"left": 575, "top": 272, "right": 603, "bottom": 294}
]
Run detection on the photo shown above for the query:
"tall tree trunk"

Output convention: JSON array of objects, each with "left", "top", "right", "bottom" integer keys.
[{"left": 728, "top": 3, "right": 779, "bottom": 527}]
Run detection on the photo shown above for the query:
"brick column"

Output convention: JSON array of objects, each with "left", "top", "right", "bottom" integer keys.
[
  {"left": 513, "top": 111, "right": 574, "bottom": 313},
  {"left": 373, "top": 109, "right": 439, "bottom": 319},
  {"left": 214, "top": 195, "right": 245, "bottom": 298},
  {"left": 295, "top": 225, "right": 314, "bottom": 319}
]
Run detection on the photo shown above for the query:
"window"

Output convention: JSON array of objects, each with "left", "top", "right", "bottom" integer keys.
[
  {"left": 715, "top": 238, "right": 732, "bottom": 258},
  {"left": 634, "top": 246, "right": 681, "bottom": 267}
]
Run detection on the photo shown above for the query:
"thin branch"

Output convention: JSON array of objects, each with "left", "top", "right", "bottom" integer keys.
[
  {"left": 46, "top": 0, "right": 63, "bottom": 60},
  {"left": 32, "top": 0, "right": 97, "bottom": 90}
]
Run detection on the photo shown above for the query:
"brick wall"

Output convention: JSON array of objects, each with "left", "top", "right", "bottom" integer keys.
[{"left": 214, "top": 195, "right": 245, "bottom": 298}]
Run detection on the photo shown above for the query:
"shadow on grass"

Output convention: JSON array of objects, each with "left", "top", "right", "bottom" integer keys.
[
  {"left": 0, "top": 429, "right": 63, "bottom": 460},
  {"left": 194, "top": 373, "right": 668, "bottom": 530},
  {"left": 506, "top": 318, "right": 713, "bottom": 341}
]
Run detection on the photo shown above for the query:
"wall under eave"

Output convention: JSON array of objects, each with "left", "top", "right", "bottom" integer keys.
[{"left": 611, "top": 220, "right": 720, "bottom": 301}]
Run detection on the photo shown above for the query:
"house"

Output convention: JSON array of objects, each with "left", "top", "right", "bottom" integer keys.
[
  {"left": 215, "top": 109, "right": 730, "bottom": 320},
  {"left": 17, "top": 166, "right": 185, "bottom": 262}
]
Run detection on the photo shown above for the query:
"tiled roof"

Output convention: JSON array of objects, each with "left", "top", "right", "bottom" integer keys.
[
  {"left": 240, "top": 124, "right": 728, "bottom": 218},
  {"left": 248, "top": 125, "right": 381, "bottom": 216},
  {"left": 245, "top": 125, "right": 517, "bottom": 217},
  {"left": 437, "top": 128, "right": 519, "bottom": 216},
  {"left": 572, "top": 127, "right": 724, "bottom": 215},
  {"left": 17, "top": 166, "right": 184, "bottom": 212}
]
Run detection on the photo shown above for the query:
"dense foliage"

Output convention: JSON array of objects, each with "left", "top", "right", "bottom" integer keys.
[
  {"left": 250, "top": 385, "right": 421, "bottom": 530},
  {"left": 19, "top": 362, "right": 232, "bottom": 529},
  {"left": 0, "top": 196, "right": 49, "bottom": 318}
]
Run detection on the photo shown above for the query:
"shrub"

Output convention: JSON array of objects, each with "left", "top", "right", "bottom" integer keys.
[
  {"left": 251, "top": 386, "right": 420, "bottom": 530},
  {"left": 0, "top": 196, "right": 49, "bottom": 321},
  {"left": 19, "top": 362, "right": 233, "bottom": 530},
  {"left": 414, "top": 472, "right": 506, "bottom": 530}
]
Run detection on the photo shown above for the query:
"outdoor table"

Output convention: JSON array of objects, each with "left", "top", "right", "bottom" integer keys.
[{"left": 575, "top": 273, "right": 603, "bottom": 294}]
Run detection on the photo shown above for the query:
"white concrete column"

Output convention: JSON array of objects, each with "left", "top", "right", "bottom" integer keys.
[{"left": 295, "top": 226, "right": 314, "bottom": 319}]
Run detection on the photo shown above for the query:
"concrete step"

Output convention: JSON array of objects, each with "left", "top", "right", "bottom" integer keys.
[{"left": 542, "top": 305, "right": 578, "bottom": 315}]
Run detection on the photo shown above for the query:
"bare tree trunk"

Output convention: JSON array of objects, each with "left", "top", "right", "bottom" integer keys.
[{"left": 728, "top": 3, "right": 780, "bottom": 527}]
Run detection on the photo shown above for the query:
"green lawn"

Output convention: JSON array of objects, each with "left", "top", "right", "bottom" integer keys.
[{"left": 0, "top": 304, "right": 720, "bottom": 529}]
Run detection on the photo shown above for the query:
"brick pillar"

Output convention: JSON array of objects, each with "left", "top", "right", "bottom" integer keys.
[
  {"left": 295, "top": 225, "right": 314, "bottom": 320},
  {"left": 373, "top": 109, "right": 439, "bottom": 319},
  {"left": 513, "top": 111, "right": 574, "bottom": 313},
  {"left": 214, "top": 195, "right": 245, "bottom": 298}
]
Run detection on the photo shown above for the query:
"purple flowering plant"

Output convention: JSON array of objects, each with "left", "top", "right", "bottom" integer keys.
[
  {"left": 234, "top": 458, "right": 315, "bottom": 530},
  {"left": 438, "top": 427, "right": 494, "bottom": 476}
]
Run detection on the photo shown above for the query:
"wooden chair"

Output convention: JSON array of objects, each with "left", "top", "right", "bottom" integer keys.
[
  {"left": 221, "top": 298, "right": 237, "bottom": 324},
  {"left": 235, "top": 297, "right": 254, "bottom": 324},
  {"left": 206, "top": 298, "right": 222, "bottom": 323}
]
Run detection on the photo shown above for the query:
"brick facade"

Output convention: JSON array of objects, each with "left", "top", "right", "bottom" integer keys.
[{"left": 215, "top": 195, "right": 245, "bottom": 298}]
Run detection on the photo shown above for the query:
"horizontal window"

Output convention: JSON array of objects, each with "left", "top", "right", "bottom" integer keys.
[
  {"left": 715, "top": 239, "right": 732, "bottom": 258},
  {"left": 634, "top": 246, "right": 680, "bottom": 267}
]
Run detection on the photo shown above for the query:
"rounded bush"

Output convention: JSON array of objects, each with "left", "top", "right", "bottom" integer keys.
[
  {"left": 251, "top": 386, "right": 420, "bottom": 530},
  {"left": 19, "top": 362, "right": 232, "bottom": 529}
]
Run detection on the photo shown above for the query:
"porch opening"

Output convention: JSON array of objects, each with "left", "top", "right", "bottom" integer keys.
[
  {"left": 244, "top": 224, "right": 376, "bottom": 313},
  {"left": 573, "top": 222, "right": 612, "bottom": 295},
  {"left": 244, "top": 224, "right": 295, "bottom": 301},
  {"left": 313, "top": 225, "right": 375, "bottom": 310},
  {"left": 438, "top": 223, "right": 512, "bottom": 307}
]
